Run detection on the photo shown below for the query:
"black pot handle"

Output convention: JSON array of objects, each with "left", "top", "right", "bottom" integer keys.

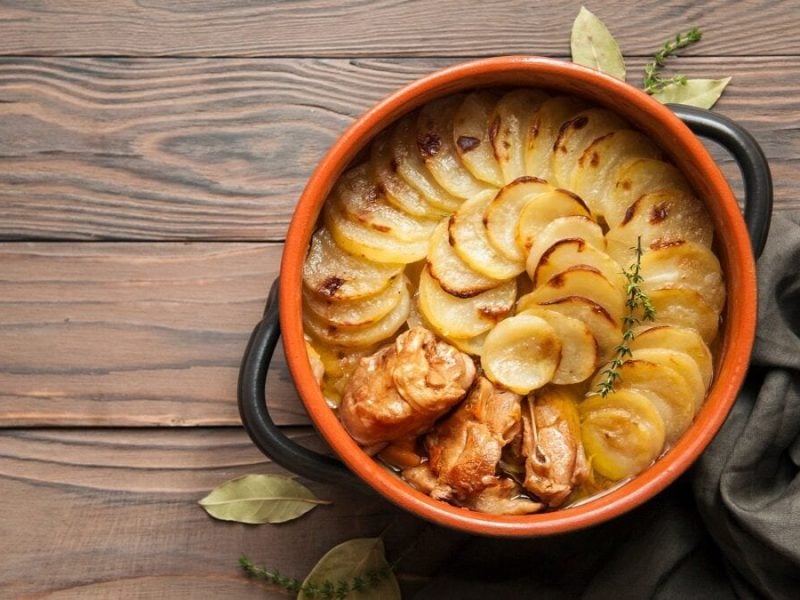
[
  {"left": 238, "top": 279, "right": 369, "bottom": 491},
  {"left": 668, "top": 103, "right": 772, "bottom": 258}
]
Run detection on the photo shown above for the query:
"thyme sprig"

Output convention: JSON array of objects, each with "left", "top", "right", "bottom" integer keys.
[
  {"left": 597, "top": 237, "right": 656, "bottom": 397},
  {"left": 239, "top": 555, "right": 394, "bottom": 599},
  {"left": 643, "top": 27, "right": 703, "bottom": 94}
]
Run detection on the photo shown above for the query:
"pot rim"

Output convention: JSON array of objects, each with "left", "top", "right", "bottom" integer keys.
[{"left": 279, "top": 56, "right": 757, "bottom": 537}]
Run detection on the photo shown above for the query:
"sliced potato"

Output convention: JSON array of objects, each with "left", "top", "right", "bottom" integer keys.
[
  {"left": 418, "top": 265, "right": 517, "bottom": 339},
  {"left": 525, "top": 216, "right": 606, "bottom": 281},
  {"left": 417, "top": 96, "right": 493, "bottom": 198},
  {"left": 519, "top": 308, "right": 598, "bottom": 384},
  {"left": 448, "top": 331, "right": 489, "bottom": 356},
  {"left": 490, "top": 89, "right": 550, "bottom": 183},
  {"left": 302, "top": 227, "right": 402, "bottom": 301},
  {"left": 304, "top": 272, "right": 407, "bottom": 328},
  {"left": 631, "top": 324, "right": 713, "bottom": 388},
  {"left": 516, "top": 189, "right": 592, "bottom": 254},
  {"left": 450, "top": 189, "right": 524, "bottom": 279},
  {"left": 550, "top": 108, "right": 628, "bottom": 188},
  {"left": 531, "top": 238, "right": 627, "bottom": 292},
  {"left": 570, "top": 129, "right": 662, "bottom": 217},
  {"left": 453, "top": 91, "right": 504, "bottom": 186},
  {"left": 481, "top": 313, "right": 561, "bottom": 394},
  {"left": 391, "top": 113, "right": 462, "bottom": 213},
  {"left": 580, "top": 390, "right": 666, "bottom": 481},
  {"left": 427, "top": 217, "right": 501, "bottom": 297},
  {"left": 524, "top": 96, "right": 586, "bottom": 181},
  {"left": 640, "top": 240, "right": 726, "bottom": 314},
  {"left": 644, "top": 288, "right": 720, "bottom": 344},
  {"left": 628, "top": 347, "right": 706, "bottom": 415},
  {"left": 485, "top": 177, "right": 552, "bottom": 262}
]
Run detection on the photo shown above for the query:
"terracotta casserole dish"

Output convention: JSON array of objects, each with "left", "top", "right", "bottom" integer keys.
[{"left": 239, "top": 57, "right": 772, "bottom": 537}]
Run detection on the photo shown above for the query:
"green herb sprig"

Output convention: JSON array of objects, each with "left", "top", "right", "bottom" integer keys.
[
  {"left": 596, "top": 237, "right": 656, "bottom": 397},
  {"left": 643, "top": 27, "right": 703, "bottom": 94}
]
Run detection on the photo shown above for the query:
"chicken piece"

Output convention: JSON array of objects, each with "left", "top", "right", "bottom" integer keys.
[
  {"left": 425, "top": 377, "right": 522, "bottom": 501},
  {"left": 401, "top": 463, "right": 438, "bottom": 495},
  {"left": 462, "top": 477, "right": 544, "bottom": 515},
  {"left": 522, "top": 386, "right": 590, "bottom": 507},
  {"left": 339, "top": 327, "right": 476, "bottom": 446}
]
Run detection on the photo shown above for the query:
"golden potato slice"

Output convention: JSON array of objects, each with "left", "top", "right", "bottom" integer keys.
[
  {"left": 391, "top": 113, "right": 462, "bottom": 213},
  {"left": 518, "top": 294, "right": 622, "bottom": 362},
  {"left": 489, "top": 89, "right": 550, "bottom": 183},
  {"left": 303, "top": 280, "right": 410, "bottom": 348},
  {"left": 418, "top": 265, "right": 517, "bottom": 339},
  {"left": 524, "top": 266, "right": 625, "bottom": 325},
  {"left": 369, "top": 128, "right": 446, "bottom": 219},
  {"left": 519, "top": 308, "right": 598, "bottom": 384},
  {"left": 427, "top": 217, "right": 501, "bottom": 297},
  {"left": 580, "top": 390, "right": 666, "bottom": 481},
  {"left": 516, "top": 189, "right": 592, "bottom": 254},
  {"left": 324, "top": 201, "right": 428, "bottom": 264},
  {"left": 484, "top": 177, "right": 552, "bottom": 262},
  {"left": 525, "top": 216, "right": 605, "bottom": 280},
  {"left": 453, "top": 91, "right": 504, "bottom": 187},
  {"left": 531, "top": 239, "right": 627, "bottom": 294},
  {"left": 524, "top": 96, "right": 587, "bottom": 181},
  {"left": 481, "top": 313, "right": 561, "bottom": 394},
  {"left": 448, "top": 331, "right": 489, "bottom": 357},
  {"left": 302, "top": 227, "right": 402, "bottom": 301},
  {"left": 450, "top": 190, "right": 524, "bottom": 279},
  {"left": 631, "top": 324, "right": 713, "bottom": 388},
  {"left": 417, "top": 96, "right": 493, "bottom": 199},
  {"left": 640, "top": 240, "right": 726, "bottom": 314},
  {"left": 304, "top": 272, "right": 407, "bottom": 329},
  {"left": 628, "top": 347, "right": 706, "bottom": 415},
  {"left": 644, "top": 288, "right": 720, "bottom": 344},
  {"left": 605, "top": 158, "right": 693, "bottom": 228},
  {"left": 570, "top": 129, "right": 662, "bottom": 217}
]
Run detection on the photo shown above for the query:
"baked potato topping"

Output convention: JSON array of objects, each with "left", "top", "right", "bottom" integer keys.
[{"left": 302, "top": 88, "right": 723, "bottom": 513}]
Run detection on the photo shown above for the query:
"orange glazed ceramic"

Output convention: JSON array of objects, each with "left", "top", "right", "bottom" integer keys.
[{"left": 278, "top": 57, "right": 759, "bottom": 536}]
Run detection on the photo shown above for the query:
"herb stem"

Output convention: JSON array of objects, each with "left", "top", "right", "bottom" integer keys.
[{"left": 643, "top": 27, "right": 703, "bottom": 94}]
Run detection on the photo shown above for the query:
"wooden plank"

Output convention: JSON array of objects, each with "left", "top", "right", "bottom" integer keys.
[
  {"left": 0, "top": 1, "right": 798, "bottom": 57},
  {"left": 1, "top": 56, "right": 797, "bottom": 242},
  {"left": 0, "top": 427, "right": 445, "bottom": 598},
  {"left": 0, "top": 242, "right": 315, "bottom": 427}
]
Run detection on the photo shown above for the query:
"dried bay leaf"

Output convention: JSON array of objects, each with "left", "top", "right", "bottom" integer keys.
[
  {"left": 299, "top": 538, "right": 400, "bottom": 600},
  {"left": 652, "top": 77, "right": 732, "bottom": 109},
  {"left": 571, "top": 6, "right": 626, "bottom": 81},
  {"left": 199, "top": 474, "right": 330, "bottom": 524}
]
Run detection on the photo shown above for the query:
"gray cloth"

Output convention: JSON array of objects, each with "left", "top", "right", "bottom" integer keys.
[{"left": 413, "top": 213, "right": 800, "bottom": 599}]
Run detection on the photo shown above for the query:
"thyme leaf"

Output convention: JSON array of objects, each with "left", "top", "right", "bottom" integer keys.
[{"left": 643, "top": 27, "right": 703, "bottom": 94}]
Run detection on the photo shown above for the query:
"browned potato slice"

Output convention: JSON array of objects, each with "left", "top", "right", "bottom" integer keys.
[
  {"left": 580, "top": 390, "right": 666, "bottom": 481},
  {"left": 518, "top": 294, "right": 621, "bottom": 362},
  {"left": 303, "top": 227, "right": 402, "bottom": 301},
  {"left": 639, "top": 240, "right": 726, "bottom": 314},
  {"left": 516, "top": 189, "right": 591, "bottom": 254},
  {"left": 481, "top": 313, "right": 561, "bottom": 394},
  {"left": 450, "top": 190, "right": 524, "bottom": 279},
  {"left": 427, "top": 218, "right": 501, "bottom": 297},
  {"left": 645, "top": 288, "right": 719, "bottom": 344},
  {"left": 631, "top": 324, "right": 713, "bottom": 388},
  {"left": 519, "top": 308, "right": 598, "bottom": 384},
  {"left": 417, "top": 96, "right": 493, "bottom": 199},
  {"left": 369, "top": 129, "right": 446, "bottom": 219},
  {"left": 525, "top": 216, "right": 605, "bottom": 281},
  {"left": 391, "top": 113, "right": 462, "bottom": 213},
  {"left": 485, "top": 177, "right": 552, "bottom": 262},
  {"left": 570, "top": 129, "right": 662, "bottom": 217},
  {"left": 334, "top": 164, "right": 439, "bottom": 242},
  {"left": 453, "top": 91, "right": 504, "bottom": 187},
  {"left": 324, "top": 201, "right": 428, "bottom": 264},
  {"left": 490, "top": 89, "right": 550, "bottom": 183},
  {"left": 605, "top": 158, "right": 693, "bottom": 228},
  {"left": 629, "top": 347, "right": 706, "bottom": 415},
  {"left": 448, "top": 331, "right": 489, "bottom": 357},
  {"left": 304, "top": 272, "right": 407, "bottom": 329},
  {"left": 303, "top": 280, "right": 410, "bottom": 348},
  {"left": 524, "top": 266, "right": 625, "bottom": 325},
  {"left": 418, "top": 265, "right": 517, "bottom": 339},
  {"left": 531, "top": 238, "right": 627, "bottom": 292},
  {"left": 524, "top": 96, "right": 586, "bottom": 181}
]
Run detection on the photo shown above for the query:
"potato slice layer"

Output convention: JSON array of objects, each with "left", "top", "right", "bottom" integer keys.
[
  {"left": 427, "top": 217, "right": 500, "bottom": 297},
  {"left": 304, "top": 273, "right": 407, "bottom": 329},
  {"left": 485, "top": 177, "right": 551, "bottom": 262},
  {"left": 516, "top": 189, "right": 591, "bottom": 254},
  {"left": 490, "top": 89, "right": 549, "bottom": 182},
  {"left": 645, "top": 288, "right": 720, "bottom": 344},
  {"left": 531, "top": 238, "right": 626, "bottom": 292},
  {"left": 524, "top": 96, "right": 586, "bottom": 181},
  {"left": 525, "top": 216, "right": 605, "bottom": 281},
  {"left": 453, "top": 91, "right": 504, "bottom": 187},
  {"left": 631, "top": 324, "right": 713, "bottom": 388}
]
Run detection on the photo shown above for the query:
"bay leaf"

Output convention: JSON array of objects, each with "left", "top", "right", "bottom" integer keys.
[
  {"left": 652, "top": 77, "right": 732, "bottom": 109},
  {"left": 299, "top": 537, "right": 400, "bottom": 600},
  {"left": 199, "top": 474, "right": 330, "bottom": 524},
  {"left": 571, "top": 6, "right": 626, "bottom": 81}
]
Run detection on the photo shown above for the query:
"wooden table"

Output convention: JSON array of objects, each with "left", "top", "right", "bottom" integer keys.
[{"left": 1, "top": 1, "right": 797, "bottom": 597}]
